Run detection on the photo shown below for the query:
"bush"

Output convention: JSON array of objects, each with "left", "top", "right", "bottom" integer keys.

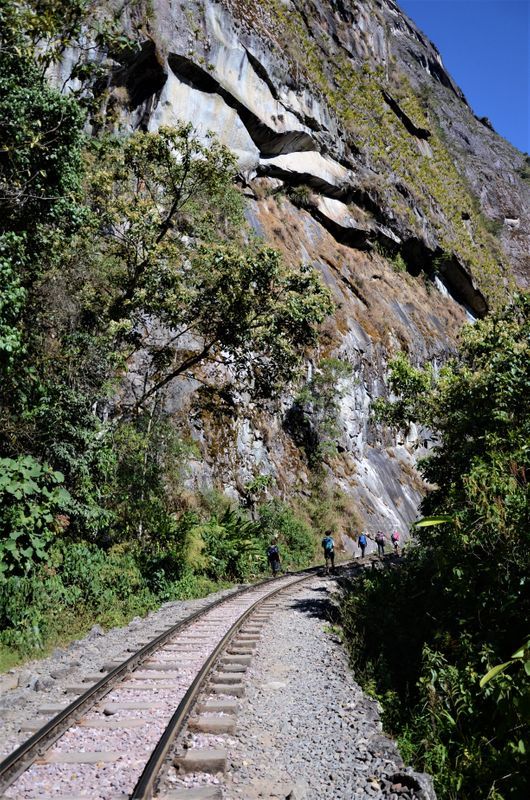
[
  {"left": 162, "top": 568, "right": 223, "bottom": 601},
  {"left": 0, "top": 540, "right": 159, "bottom": 655},
  {"left": 195, "top": 508, "right": 265, "bottom": 581},
  {"left": 0, "top": 456, "right": 72, "bottom": 576},
  {"left": 342, "top": 295, "right": 530, "bottom": 800},
  {"left": 0, "top": 492, "right": 323, "bottom": 666},
  {"left": 341, "top": 554, "right": 529, "bottom": 800},
  {"left": 301, "top": 478, "right": 362, "bottom": 540},
  {"left": 257, "top": 501, "right": 315, "bottom": 569},
  {"left": 286, "top": 184, "right": 316, "bottom": 209}
]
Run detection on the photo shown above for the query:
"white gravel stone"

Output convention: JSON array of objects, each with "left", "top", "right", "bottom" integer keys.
[
  {"left": 1, "top": 578, "right": 302, "bottom": 798},
  {"left": 163, "top": 575, "right": 435, "bottom": 800},
  {"left": 0, "top": 586, "right": 245, "bottom": 757},
  {"left": 2, "top": 573, "right": 434, "bottom": 800}
]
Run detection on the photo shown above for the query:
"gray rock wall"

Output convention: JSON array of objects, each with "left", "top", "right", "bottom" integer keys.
[
  {"left": 154, "top": 187, "right": 466, "bottom": 539},
  {"left": 49, "top": 0, "right": 528, "bottom": 538}
]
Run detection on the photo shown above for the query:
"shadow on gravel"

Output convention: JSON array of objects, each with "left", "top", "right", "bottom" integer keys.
[
  {"left": 289, "top": 591, "right": 340, "bottom": 625},
  {"left": 289, "top": 558, "right": 404, "bottom": 627}
]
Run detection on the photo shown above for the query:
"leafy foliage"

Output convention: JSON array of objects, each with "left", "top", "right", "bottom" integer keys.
[
  {"left": 0, "top": 234, "right": 26, "bottom": 368},
  {"left": 372, "top": 352, "right": 433, "bottom": 429},
  {"left": 257, "top": 501, "right": 316, "bottom": 569},
  {"left": 290, "top": 357, "right": 353, "bottom": 466},
  {"left": 0, "top": 50, "right": 84, "bottom": 230},
  {"left": 109, "top": 413, "right": 194, "bottom": 544},
  {"left": 0, "top": 540, "right": 160, "bottom": 653},
  {"left": 0, "top": 1, "right": 330, "bottom": 668},
  {"left": 80, "top": 126, "right": 332, "bottom": 408},
  {"left": 0, "top": 492, "right": 317, "bottom": 659},
  {"left": 193, "top": 508, "right": 265, "bottom": 581},
  {"left": 343, "top": 294, "right": 530, "bottom": 799},
  {"left": 480, "top": 639, "right": 530, "bottom": 688},
  {"left": 0, "top": 0, "right": 141, "bottom": 89},
  {"left": 0, "top": 456, "right": 71, "bottom": 575}
]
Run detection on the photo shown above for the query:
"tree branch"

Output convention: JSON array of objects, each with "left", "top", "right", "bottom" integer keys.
[{"left": 133, "top": 340, "right": 217, "bottom": 411}]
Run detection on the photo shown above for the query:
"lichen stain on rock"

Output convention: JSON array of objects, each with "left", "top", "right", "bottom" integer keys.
[
  {"left": 158, "top": 187, "right": 469, "bottom": 533},
  {"left": 57, "top": 0, "right": 527, "bottom": 532}
]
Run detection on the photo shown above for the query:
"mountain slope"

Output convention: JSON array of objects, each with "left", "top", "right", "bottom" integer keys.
[{"left": 49, "top": 0, "right": 529, "bottom": 537}]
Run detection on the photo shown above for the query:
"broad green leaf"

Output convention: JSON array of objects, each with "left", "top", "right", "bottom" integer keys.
[
  {"left": 480, "top": 661, "right": 512, "bottom": 687},
  {"left": 413, "top": 515, "right": 455, "bottom": 528},
  {"left": 511, "top": 642, "right": 530, "bottom": 659},
  {"left": 441, "top": 709, "right": 457, "bottom": 726}
]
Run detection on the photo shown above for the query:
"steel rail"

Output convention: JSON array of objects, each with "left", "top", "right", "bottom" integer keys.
[
  {"left": 0, "top": 571, "right": 301, "bottom": 794},
  {"left": 131, "top": 570, "right": 315, "bottom": 800}
]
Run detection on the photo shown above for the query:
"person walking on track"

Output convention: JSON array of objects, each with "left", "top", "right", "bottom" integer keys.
[
  {"left": 375, "top": 530, "right": 385, "bottom": 557},
  {"left": 321, "top": 531, "right": 335, "bottom": 574},
  {"left": 391, "top": 529, "right": 400, "bottom": 555},
  {"left": 358, "top": 531, "right": 368, "bottom": 558},
  {"left": 267, "top": 538, "right": 281, "bottom": 575}
]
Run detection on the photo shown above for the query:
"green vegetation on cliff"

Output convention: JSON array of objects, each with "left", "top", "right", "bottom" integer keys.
[
  {"left": 0, "top": 1, "right": 331, "bottom": 663},
  {"left": 342, "top": 295, "right": 530, "bottom": 799},
  {"left": 230, "top": 0, "right": 509, "bottom": 307}
]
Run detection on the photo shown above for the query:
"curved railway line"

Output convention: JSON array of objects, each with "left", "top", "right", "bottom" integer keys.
[{"left": 0, "top": 569, "right": 324, "bottom": 800}]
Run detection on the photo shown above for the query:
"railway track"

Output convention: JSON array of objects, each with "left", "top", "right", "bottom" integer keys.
[{"left": 0, "top": 569, "right": 320, "bottom": 800}]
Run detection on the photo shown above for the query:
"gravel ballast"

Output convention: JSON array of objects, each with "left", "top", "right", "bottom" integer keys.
[
  {"left": 0, "top": 585, "right": 243, "bottom": 758},
  {"left": 213, "top": 576, "right": 434, "bottom": 800},
  {"left": 1, "top": 573, "right": 436, "bottom": 800}
]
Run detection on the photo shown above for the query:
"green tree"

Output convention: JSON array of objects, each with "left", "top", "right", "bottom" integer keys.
[
  {"left": 0, "top": 0, "right": 133, "bottom": 80},
  {"left": 0, "top": 1, "right": 332, "bottom": 653},
  {"left": 0, "top": 50, "right": 84, "bottom": 232},
  {"left": 81, "top": 125, "right": 333, "bottom": 409},
  {"left": 0, "top": 10, "right": 101, "bottom": 545},
  {"left": 347, "top": 293, "right": 530, "bottom": 799},
  {"left": 291, "top": 357, "right": 352, "bottom": 466}
]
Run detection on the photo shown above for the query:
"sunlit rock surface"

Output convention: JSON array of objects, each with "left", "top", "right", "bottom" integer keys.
[{"left": 54, "top": 0, "right": 529, "bottom": 536}]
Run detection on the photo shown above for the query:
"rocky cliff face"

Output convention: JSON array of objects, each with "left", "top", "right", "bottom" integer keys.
[{"left": 52, "top": 0, "right": 529, "bottom": 541}]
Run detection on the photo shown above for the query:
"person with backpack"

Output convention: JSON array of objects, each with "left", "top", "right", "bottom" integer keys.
[
  {"left": 358, "top": 531, "right": 368, "bottom": 558},
  {"left": 321, "top": 531, "right": 335, "bottom": 573},
  {"left": 267, "top": 538, "right": 281, "bottom": 575},
  {"left": 391, "top": 529, "right": 400, "bottom": 555},
  {"left": 375, "top": 530, "right": 385, "bottom": 557}
]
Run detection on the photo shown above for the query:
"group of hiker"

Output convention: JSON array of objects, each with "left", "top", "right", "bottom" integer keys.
[
  {"left": 266, "top": 528, "right": 401, "bottom": 576},
  {"left": 374, "top": 529, "right": 400, "bottom": 556},
  {"left": 321, "top": 529, "right": 400, "bottom": 573}
]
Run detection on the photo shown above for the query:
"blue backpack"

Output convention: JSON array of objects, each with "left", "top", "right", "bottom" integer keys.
[
  {"left": 323, "top": 536, "right": 334, "bottom": 552},
  {"left": 359, "top": 534, "right": 367, "bottom": 546}
]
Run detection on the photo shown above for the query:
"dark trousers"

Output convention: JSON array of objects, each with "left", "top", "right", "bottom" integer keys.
[
  {"left": 377, "top": 542, "right": 385, "bottom": 556},
  {"left": 360, "top": 544, "right": 366, "bottom": 558},
  {"left": 324, "top": 550, "right": 335, "bottom": 570}
]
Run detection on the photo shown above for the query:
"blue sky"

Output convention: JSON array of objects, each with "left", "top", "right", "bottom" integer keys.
[{"left": 398, "top": 0, "right": 529, "bottom": 152}]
